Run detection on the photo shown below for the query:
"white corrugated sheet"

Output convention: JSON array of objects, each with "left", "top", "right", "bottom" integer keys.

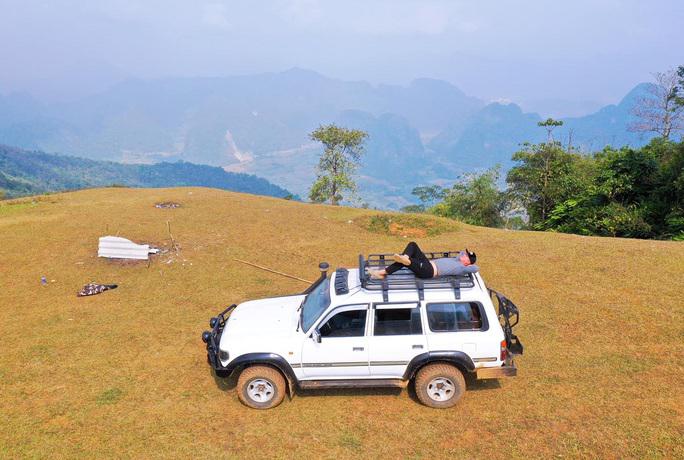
[{"left": 98, "top": 236, "right": 151, "bottom": 260}]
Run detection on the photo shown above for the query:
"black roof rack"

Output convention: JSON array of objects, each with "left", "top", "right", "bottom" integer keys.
[{"left": 358, "top": 253, "right": 475, "bottom": 301}]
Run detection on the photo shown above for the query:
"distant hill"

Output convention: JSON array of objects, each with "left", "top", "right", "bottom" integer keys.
[
  {"left": 428, "top": 85, "right": 658, "bottom": 170},
  {"left": 0, "top": 68, "right": 659, "bottom": 207},
  {"left": 429, "top": 102, "right": 545, "bottom": 170},
  {"left": 0, "top": 144, "right": 294, "bottom": 199}
]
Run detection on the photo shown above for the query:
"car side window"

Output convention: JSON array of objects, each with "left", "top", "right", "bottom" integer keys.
[
  {"left": 374, "top": 306, "right": 422, "bottom": 336},
  {"left": 319, "top": 308, "right": 367, "bottom": 338},
  {"left": 426, "top": 302, "right": 483, "bottom": 332}
]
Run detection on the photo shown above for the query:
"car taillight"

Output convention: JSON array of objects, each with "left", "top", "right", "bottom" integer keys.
[{"left": 500, "top": 340, "right": 508, "bottom": 362}]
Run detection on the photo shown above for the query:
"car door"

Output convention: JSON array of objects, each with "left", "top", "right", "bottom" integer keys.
[
  {"left": 367, "top": 302, "right": 427, "bottom": 378},
  {"left": 423, "top": 301, "right": 490, "bottom": 360},
  {"left": 300, "top": 304, "right": 370, "bottom": 379}
]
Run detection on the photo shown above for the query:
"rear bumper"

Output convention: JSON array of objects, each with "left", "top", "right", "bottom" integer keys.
[{"left": 476, "top": 362, "right": 517, "bottom": 379}]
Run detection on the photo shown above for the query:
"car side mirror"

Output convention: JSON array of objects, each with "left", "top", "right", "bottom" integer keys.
[{"left": 312, "top": 330, "right": 321, "bottom": 343}]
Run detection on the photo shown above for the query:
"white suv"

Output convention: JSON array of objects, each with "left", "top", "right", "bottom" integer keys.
[{"left": 202, "top": 251, "right": 523, "bottom": 409}]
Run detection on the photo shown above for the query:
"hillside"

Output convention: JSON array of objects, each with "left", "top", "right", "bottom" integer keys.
[
  {"left": 0, "top": 144, "right": 294, "bottom": 199},
  {"left": 0, "top": 69, "right": 658, "bottom": 207},
  {"left": 1, "top": 187, "right": 682, "bottom": 458}
]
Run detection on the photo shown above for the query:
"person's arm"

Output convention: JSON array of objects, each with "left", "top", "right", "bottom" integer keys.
[{"left": 463, "top": 264, "right": 479, "bottom": 273}]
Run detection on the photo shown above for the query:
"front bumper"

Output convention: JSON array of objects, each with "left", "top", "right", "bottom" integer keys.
[{"left": 202, "top": 304, "right": 236, "bottom": 371}]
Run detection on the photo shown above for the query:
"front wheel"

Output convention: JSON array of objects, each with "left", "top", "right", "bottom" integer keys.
[
  {"left": 236, "top": 365, "right": 286, "bottom": 409},
  {"left": 414, "top": 363, "right": 466, "bottom": 408}
]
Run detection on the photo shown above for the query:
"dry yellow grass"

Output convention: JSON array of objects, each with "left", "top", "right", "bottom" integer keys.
[{"left": 1, "top": 187, "right": 683, "bottom": 459}]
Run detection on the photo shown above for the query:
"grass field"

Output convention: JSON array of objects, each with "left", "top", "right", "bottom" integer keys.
[{"left": 1, "top": 187, "right": 683, "bottom": 459}]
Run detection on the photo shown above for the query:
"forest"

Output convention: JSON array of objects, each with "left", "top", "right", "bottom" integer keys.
[{"left": 407, "top": 67, "right": 684, "bottom": 240}]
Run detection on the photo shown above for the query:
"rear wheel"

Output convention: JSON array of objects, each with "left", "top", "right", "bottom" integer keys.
[
  {"left": 414, "top": 363, "right": 466, "bottom": 409},
  {"left": 237, "top": 365, "right": 286, "bottom": 409}
]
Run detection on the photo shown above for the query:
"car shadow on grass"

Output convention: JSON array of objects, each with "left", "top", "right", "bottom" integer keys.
[
  {"left": 465, "top": 374, "right": 502, "bottom": 391},
  {"left": 211, "top": 369, "right": 403, "bottom": 399},
  {"left": 210, "top": 369, "right": 501, "bottom": 401},
  {"left": 295, "top": 387, "right": 404, "bottom": 399},
  {"left": 212, "top": 369, "right": 238, "bottom": 391}
]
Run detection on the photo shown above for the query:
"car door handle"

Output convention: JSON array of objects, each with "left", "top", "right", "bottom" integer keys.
[
  {"left": 412, "top": 345, "right": 423, "bottom": 349},
  {"left": 352, "top": 347, "right": 364, "bottom": 351}
]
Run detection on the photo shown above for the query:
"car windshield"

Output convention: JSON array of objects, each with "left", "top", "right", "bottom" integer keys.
[{"left": 301, "top": 278, "right": 331, "bottom": 332}]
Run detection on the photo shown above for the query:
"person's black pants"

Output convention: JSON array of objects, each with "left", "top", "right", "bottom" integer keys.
[{"left": 385, "top": 241, "right": 434, "bottom": 279}]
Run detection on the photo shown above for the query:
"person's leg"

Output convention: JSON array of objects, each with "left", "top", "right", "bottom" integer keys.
[
  {"left": 401, "top": 241, "right": 423, "bottom": 259},
  {"left": 384, "top": 261, "right": 405, "bottom": 275},
  {"left": 407, "top": 257, "right": 434, "bottom": 278},
  {"left": 384, "top": 241, "right": 418, "bottom": 275},
  {"left": 385, "top": 242, "right": 433, "bottom": 277}
]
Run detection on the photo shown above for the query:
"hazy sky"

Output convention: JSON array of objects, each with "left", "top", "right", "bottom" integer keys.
[{"left": 1, "top": 0, "right": 682, "bottom": 116}]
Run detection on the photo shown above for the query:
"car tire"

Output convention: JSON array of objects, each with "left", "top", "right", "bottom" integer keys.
[
  {"left": 237, "top": 365, "right": 286, "bottom": 409},
  {"left": 414, "top": 363, "right": 466, "bottom": 409}
]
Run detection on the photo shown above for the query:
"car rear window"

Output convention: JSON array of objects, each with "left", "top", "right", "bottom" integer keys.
[{"left": 426, "top": 302, "right": 484, "bottom": 332}]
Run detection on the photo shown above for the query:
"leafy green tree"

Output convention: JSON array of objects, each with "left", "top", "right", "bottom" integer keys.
[
  {"left": 506, "top": 142, "right": 594, "bottom": 227},
  {"left": 411, "top": 185, "right": 444, "bottom": 205},
  {"left": 308, "top": 124, "right": 368, "bottom": 205},
  {"left": 537, "top": 140, "right": 684, "bottom": 238},
  {"left": 400, "top": 204, "right": 426, "bottom": 213},
  {"left": 403, "top": 185, "right": 445, "bottom": 212},
  {"left": 642, "top": 139, "right": 684, "bottom": 237},
  {"left": 431, "top": 166, "right": 506, "bottom": 228}
]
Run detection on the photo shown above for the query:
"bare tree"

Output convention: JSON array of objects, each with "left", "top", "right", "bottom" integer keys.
[{"left": 629, "top": 68, "right": 684, "bottom": 139}]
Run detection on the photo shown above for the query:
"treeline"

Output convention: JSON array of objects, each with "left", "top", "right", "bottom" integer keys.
[
  {"left": 406, "top": 138, "right": 684, "bottom": 240},
  {"left": 0, "top": 145, "right": 295, "bottom": 200},
  {"left": 405, "top": 66, "right": 684, "bottom": 240}
]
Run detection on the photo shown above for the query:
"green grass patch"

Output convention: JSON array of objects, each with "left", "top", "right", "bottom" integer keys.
[
  {"left": 0, "top": 201, "right": 39, "bottom": 216},
  {"left": 97, "top": 387, "right": 125, "bottom": 405},
  {"left": 355, "top": 213, "right": 458, "bottom": 238},
  {"left": 338, "top": 431, "right": 362, "bottom": 450}
]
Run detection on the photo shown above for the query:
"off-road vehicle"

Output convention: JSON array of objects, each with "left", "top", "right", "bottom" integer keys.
[{"left": 202, "top": 252, "right": 523, "bottom": 409}]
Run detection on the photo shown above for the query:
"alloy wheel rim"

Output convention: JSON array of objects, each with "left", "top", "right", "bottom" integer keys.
[
  {"left": 247, "top": 378, "right": 275, "bottom": 402},
  {"left": 427, "top": 377, "right": 455, "bottom": 402}
]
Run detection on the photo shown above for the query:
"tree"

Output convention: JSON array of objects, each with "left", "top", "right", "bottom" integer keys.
[
  {"left": 431, "top": 166, "right": 506, "bottom": 228},
  {"left": 538, "top": 118, "right": 564, "bottom": 142},
  {"left": 629, "top": 67, "right": 684, "bottom": 140},
  {"left": 506, "top": 142, "right": 594, "bottom": 226},
  {"left": 403, "top": 185, "right": 445, "bottom": 213},
  {"left": 308, "top": 124, "right": 368, "bottom": 205}
]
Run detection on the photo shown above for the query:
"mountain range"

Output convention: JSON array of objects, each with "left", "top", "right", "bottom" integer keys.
[{"left": 0, "top": 68, "right": 656, "bottom": 208}]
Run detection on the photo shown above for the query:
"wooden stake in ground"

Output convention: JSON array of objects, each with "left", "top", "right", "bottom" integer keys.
[
  {"left": 233, "top": 258, "right": 312, "bottom": 284},
  {"left": 166, "top": 220, "right": 180, "bottom": 254}
]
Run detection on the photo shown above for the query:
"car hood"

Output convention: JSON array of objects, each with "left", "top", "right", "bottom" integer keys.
[{"left": 222, "top": 294, "right": 305, "bottom": 339}]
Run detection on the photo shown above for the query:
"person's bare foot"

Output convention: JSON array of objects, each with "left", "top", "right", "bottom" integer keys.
[
  {"left": 393, "top": 253, "right": 410, "bottom": 266},
  {"left": 368, "top": 269, "right": 387, "bottom": 279}
]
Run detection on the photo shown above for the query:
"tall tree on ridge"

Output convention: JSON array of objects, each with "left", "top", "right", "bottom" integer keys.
[
  {"left": 309, "top": 124, "right": 368, "bottom": 205},
  {"left": 538, "top": 118, "right": 564, "bottom": 143}
]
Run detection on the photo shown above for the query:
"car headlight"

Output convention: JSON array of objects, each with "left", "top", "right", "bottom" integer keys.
[{"left": 219, "top": 350, "right": 229, "bottom": 361}]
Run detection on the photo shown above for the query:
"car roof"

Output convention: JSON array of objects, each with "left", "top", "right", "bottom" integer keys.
[{"left": 331, "top": 268, "right": 490, "bottom": 305}]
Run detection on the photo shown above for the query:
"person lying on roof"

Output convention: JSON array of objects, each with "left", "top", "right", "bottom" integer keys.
[{"left": 368, "top": 241, "right": 478, "bottom": 280}]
